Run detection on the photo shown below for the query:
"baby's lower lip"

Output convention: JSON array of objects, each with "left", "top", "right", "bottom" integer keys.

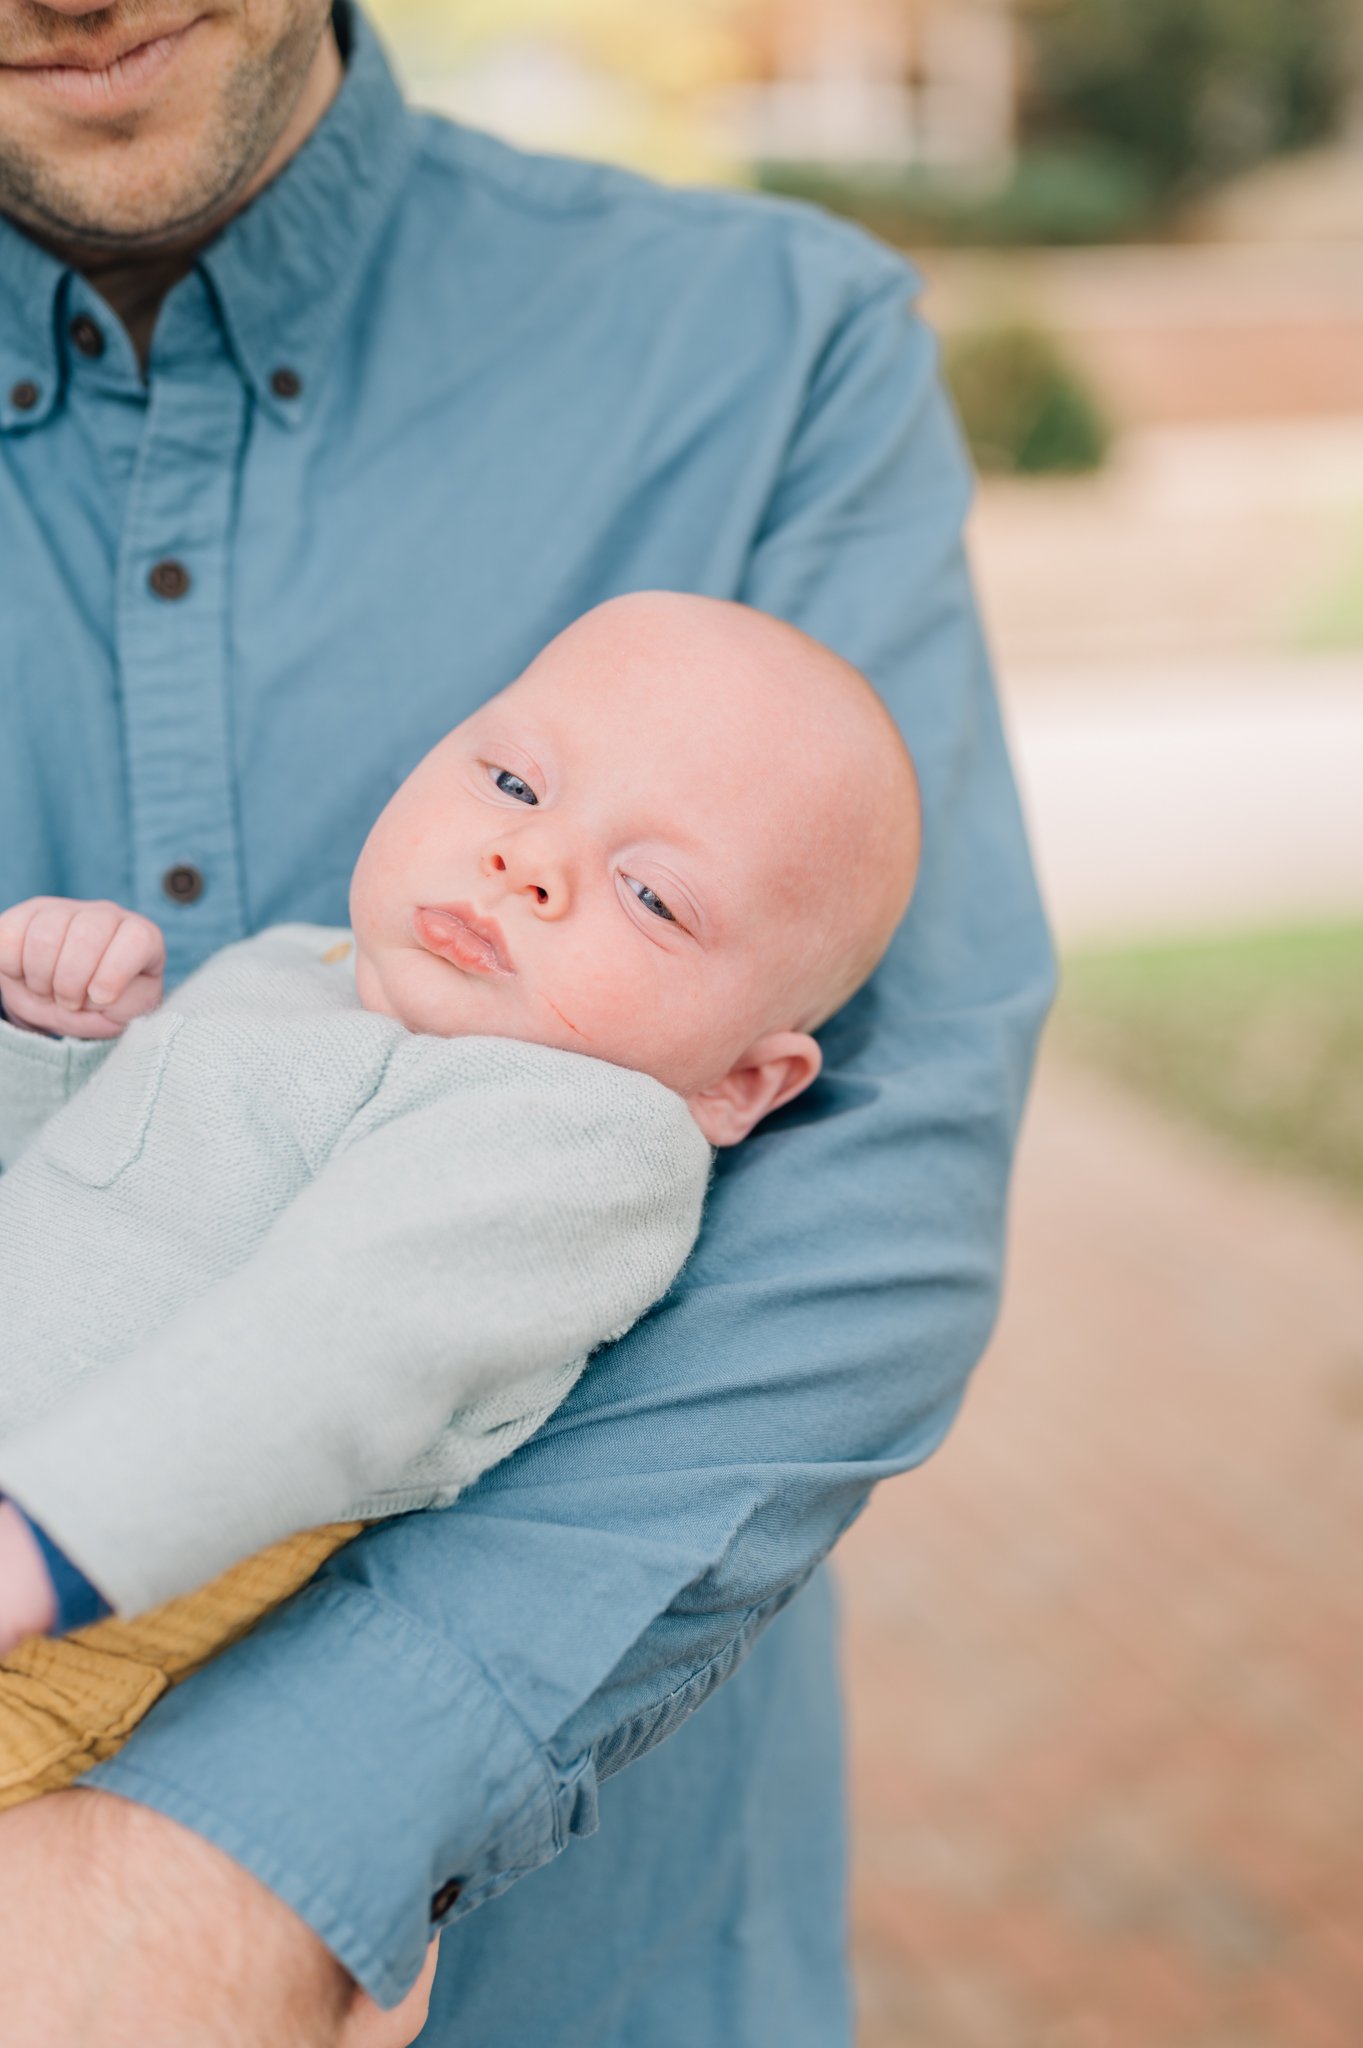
[{"left": 412, "top": 907, "right": 510, "bottom": 976}]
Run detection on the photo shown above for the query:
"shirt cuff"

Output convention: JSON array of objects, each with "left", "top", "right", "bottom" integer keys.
[
  {"left": 84, "top": 1575, "right": 589, "bottom": 2008},
  {"left": 17, "top": 1505, "right": 112, "bottom": 1632},
  {"left": 0, "top": 1013, "right": 117, "bottom": 1168}
]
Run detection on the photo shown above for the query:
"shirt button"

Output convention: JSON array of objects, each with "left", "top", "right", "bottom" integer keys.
[
  {"left": 9, "top": 380, "right": 40, "bottom": 411},
  {"left": 148, "top": 558, "right": 191, "bottom": 601},
  {"left": 429, "top": 1878, "right": 463, "bottom": 1919},
  {"left": 69, "top": 314, "right": 106, "bottom": 359},
  {"left": 270, "top": 365, "right": 302, "bottom": 399},
  {"left": 162, "top": 864, "right": 204, "bottom": 904}
]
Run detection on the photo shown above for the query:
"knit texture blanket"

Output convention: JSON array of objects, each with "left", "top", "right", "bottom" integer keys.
[{"left": 0, "top": 925, "right": 711, "bottom": 1617}]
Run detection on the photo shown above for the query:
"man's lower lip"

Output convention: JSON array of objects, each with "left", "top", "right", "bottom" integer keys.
[
  {"left": 412, "top": 907, "right": 510, "bottom": 976},
  {"left": 1, "top": 20, "right": 202, "bottom": 115}
]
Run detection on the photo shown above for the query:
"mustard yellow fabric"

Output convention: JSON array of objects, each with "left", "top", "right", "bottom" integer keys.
[{"left": 0, "top": 1522, "right": 361, "bottom": 1810}]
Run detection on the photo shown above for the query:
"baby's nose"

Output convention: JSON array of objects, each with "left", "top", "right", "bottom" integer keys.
[{"left": 482, "top": 845, "right": 567, "bottom": 914}]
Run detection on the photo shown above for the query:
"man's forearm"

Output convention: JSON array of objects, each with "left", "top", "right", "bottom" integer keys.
[{"left": 0, "top": 1790, "right": 353, "bottom": 2048}]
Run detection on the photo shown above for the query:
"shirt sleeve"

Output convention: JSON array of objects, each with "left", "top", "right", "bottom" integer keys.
[
  {"left": 86, "top": 251, "right": 1056, "bottom": 2009},
  {"left": 0, "top": 1046, "right": 709, "bottom": 1618},
  {"left": 0, "top": 1006, "right": 118, "bottom": 1173}
]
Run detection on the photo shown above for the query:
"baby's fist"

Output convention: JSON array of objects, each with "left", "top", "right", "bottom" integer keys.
[{"left": 0, "top": 897, "right": 166, "bottom": 1040}]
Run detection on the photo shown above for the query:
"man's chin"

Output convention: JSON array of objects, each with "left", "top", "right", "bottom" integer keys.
[
  {"left": 0, "top": 96, "right": 259, "bottom": 255},
  {"left": 0, "top": 154, "right": 251, "bottom": 258}
]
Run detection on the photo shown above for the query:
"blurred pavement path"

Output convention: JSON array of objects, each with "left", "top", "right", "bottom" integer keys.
[
  {"left": 840, "top": 1044, "right": 1363, "bottom": 2048},
  {"left": 1003, "top": 660, "right": 1363, "bottom": 944}
]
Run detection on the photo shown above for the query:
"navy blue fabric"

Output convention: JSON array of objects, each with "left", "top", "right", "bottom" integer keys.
[{"left": 0, "top": 1, "right": 1054, "bottom": 2029}]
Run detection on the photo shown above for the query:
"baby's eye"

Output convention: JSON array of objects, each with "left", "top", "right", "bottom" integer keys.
[
  {"left": 625, "top": 876, "right": 677, "bottom": 924},
  {"left": 489, "top": 767, "right": 537, "bottom": 805}
]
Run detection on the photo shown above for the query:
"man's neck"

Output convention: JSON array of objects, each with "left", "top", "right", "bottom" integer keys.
[{"left": 40, "top": 242, "right": 198, "bottom": 374}]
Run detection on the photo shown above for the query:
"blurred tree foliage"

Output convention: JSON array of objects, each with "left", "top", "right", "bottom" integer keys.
[
  {"left": 1027, "top": 0, "right": 1358, "bottom": 205},
  {"left": 944, "top": 321, "right": 1111, "bottom": 475},
  {"left": 763, "top": 0, "right": 1358, "bottom": 245}
]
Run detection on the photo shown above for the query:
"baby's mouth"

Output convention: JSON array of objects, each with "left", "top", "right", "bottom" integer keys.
[{"left": 412, "top": 904, "right": 513, "bottom": 975}]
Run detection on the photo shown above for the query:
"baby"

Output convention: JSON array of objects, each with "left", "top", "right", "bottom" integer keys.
[{"left": 0, "top": 590, "right": 920, "bottom": 1804}]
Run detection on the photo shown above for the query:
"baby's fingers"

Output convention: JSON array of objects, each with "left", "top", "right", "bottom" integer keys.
[
  {"left": 0, "top": 901, "right": 39, "bottom": 983},
  {"left": 87, "top": 914, "right": 166, "bottom": 1013},
  {"left": 14, "top": 900, "right": 89, "bottom": 1003},
  {"left": 50, "top": 904, "right": 130, "bottom": 1011}
]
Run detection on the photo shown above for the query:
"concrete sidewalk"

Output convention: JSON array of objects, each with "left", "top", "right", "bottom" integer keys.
[
  {"left": 1003, "top": 658, "right": 1363, "bottom": 944},
  {"left": 840, "top": 1047, "right": 1363, "bottom": 2048}
]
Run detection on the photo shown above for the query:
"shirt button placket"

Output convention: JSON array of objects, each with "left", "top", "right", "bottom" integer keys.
[{"left": 114, "top": 272, "right": 249, "bottom": 986}]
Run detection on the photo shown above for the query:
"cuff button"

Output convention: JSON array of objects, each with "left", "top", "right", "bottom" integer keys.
[{"left": 430, "top": 1878, "right": 463, "bottom": 1919}]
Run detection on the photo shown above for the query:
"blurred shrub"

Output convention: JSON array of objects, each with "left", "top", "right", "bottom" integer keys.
[
  {"left": 1028, "top": 0, "right": 1357, "bottom": 205},
  {"left": 756, "top": 142, "right": 1155, "bottom": 247},
  {"left": 943, "top": 321, "right": 1111, "bottom": 476}
]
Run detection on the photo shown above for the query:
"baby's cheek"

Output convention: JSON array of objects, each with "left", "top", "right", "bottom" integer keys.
[
  {"left": 620, "top": 975, "right": 727, "bottom": 1092},
  {"left": 538, "top": 955, "right": 638, "bottom": 1056}
]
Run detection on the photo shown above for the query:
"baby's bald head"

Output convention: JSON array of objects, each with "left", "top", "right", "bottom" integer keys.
[{"left": 351, "top": 590, "right": 921, "bottom": 1144}]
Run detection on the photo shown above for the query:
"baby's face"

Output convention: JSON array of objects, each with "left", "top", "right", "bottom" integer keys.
[
  {"left": 349, "top": 595, "right": 919, "bottom": 1142},
  {"left": 351, "top": 614, "right": 819, "bottom": 1118}
]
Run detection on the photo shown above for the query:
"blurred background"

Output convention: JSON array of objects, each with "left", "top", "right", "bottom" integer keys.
[{"left": 369, "top": 5, "right": 1363, "bottom": 2040}]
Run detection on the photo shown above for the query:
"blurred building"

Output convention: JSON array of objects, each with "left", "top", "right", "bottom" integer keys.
[{"left": 370, "top": 0, "right": 1028, "bottom": 182}]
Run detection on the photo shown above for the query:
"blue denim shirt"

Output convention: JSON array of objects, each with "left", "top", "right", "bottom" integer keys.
[{"left": 0, "top": 4, "right": 1053, "bottom": 2033}]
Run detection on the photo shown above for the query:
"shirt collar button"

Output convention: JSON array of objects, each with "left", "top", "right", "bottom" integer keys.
[{"left": 70, "top": 315, "right": 106, "bottom": 360}]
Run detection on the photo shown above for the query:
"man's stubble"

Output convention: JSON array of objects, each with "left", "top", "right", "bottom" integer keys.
[{"left": 0, "top": 0, "right": 332, "bottom": 254}]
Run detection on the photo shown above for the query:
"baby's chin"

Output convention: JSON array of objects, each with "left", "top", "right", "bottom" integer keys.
[{"left": 355, "top": 942, "right": 494, "bottom": 1039}]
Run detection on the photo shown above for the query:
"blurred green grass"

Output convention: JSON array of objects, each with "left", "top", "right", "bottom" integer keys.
[
  {"left": 1290, "top": 510, "right": 1363, "bottom": 651},
  {"left": 1053, "top": 924, "right": 1363, "bottom": 1203}
]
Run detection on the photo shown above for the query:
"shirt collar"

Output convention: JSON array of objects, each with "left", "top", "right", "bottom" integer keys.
[{"left": 0, "top": 2, "right": 416, "bottom": 434}]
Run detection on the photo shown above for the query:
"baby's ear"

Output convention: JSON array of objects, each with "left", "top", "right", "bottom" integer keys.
[{"left": 686, "top": 1032, "right": 822, "bottom": 1148}]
